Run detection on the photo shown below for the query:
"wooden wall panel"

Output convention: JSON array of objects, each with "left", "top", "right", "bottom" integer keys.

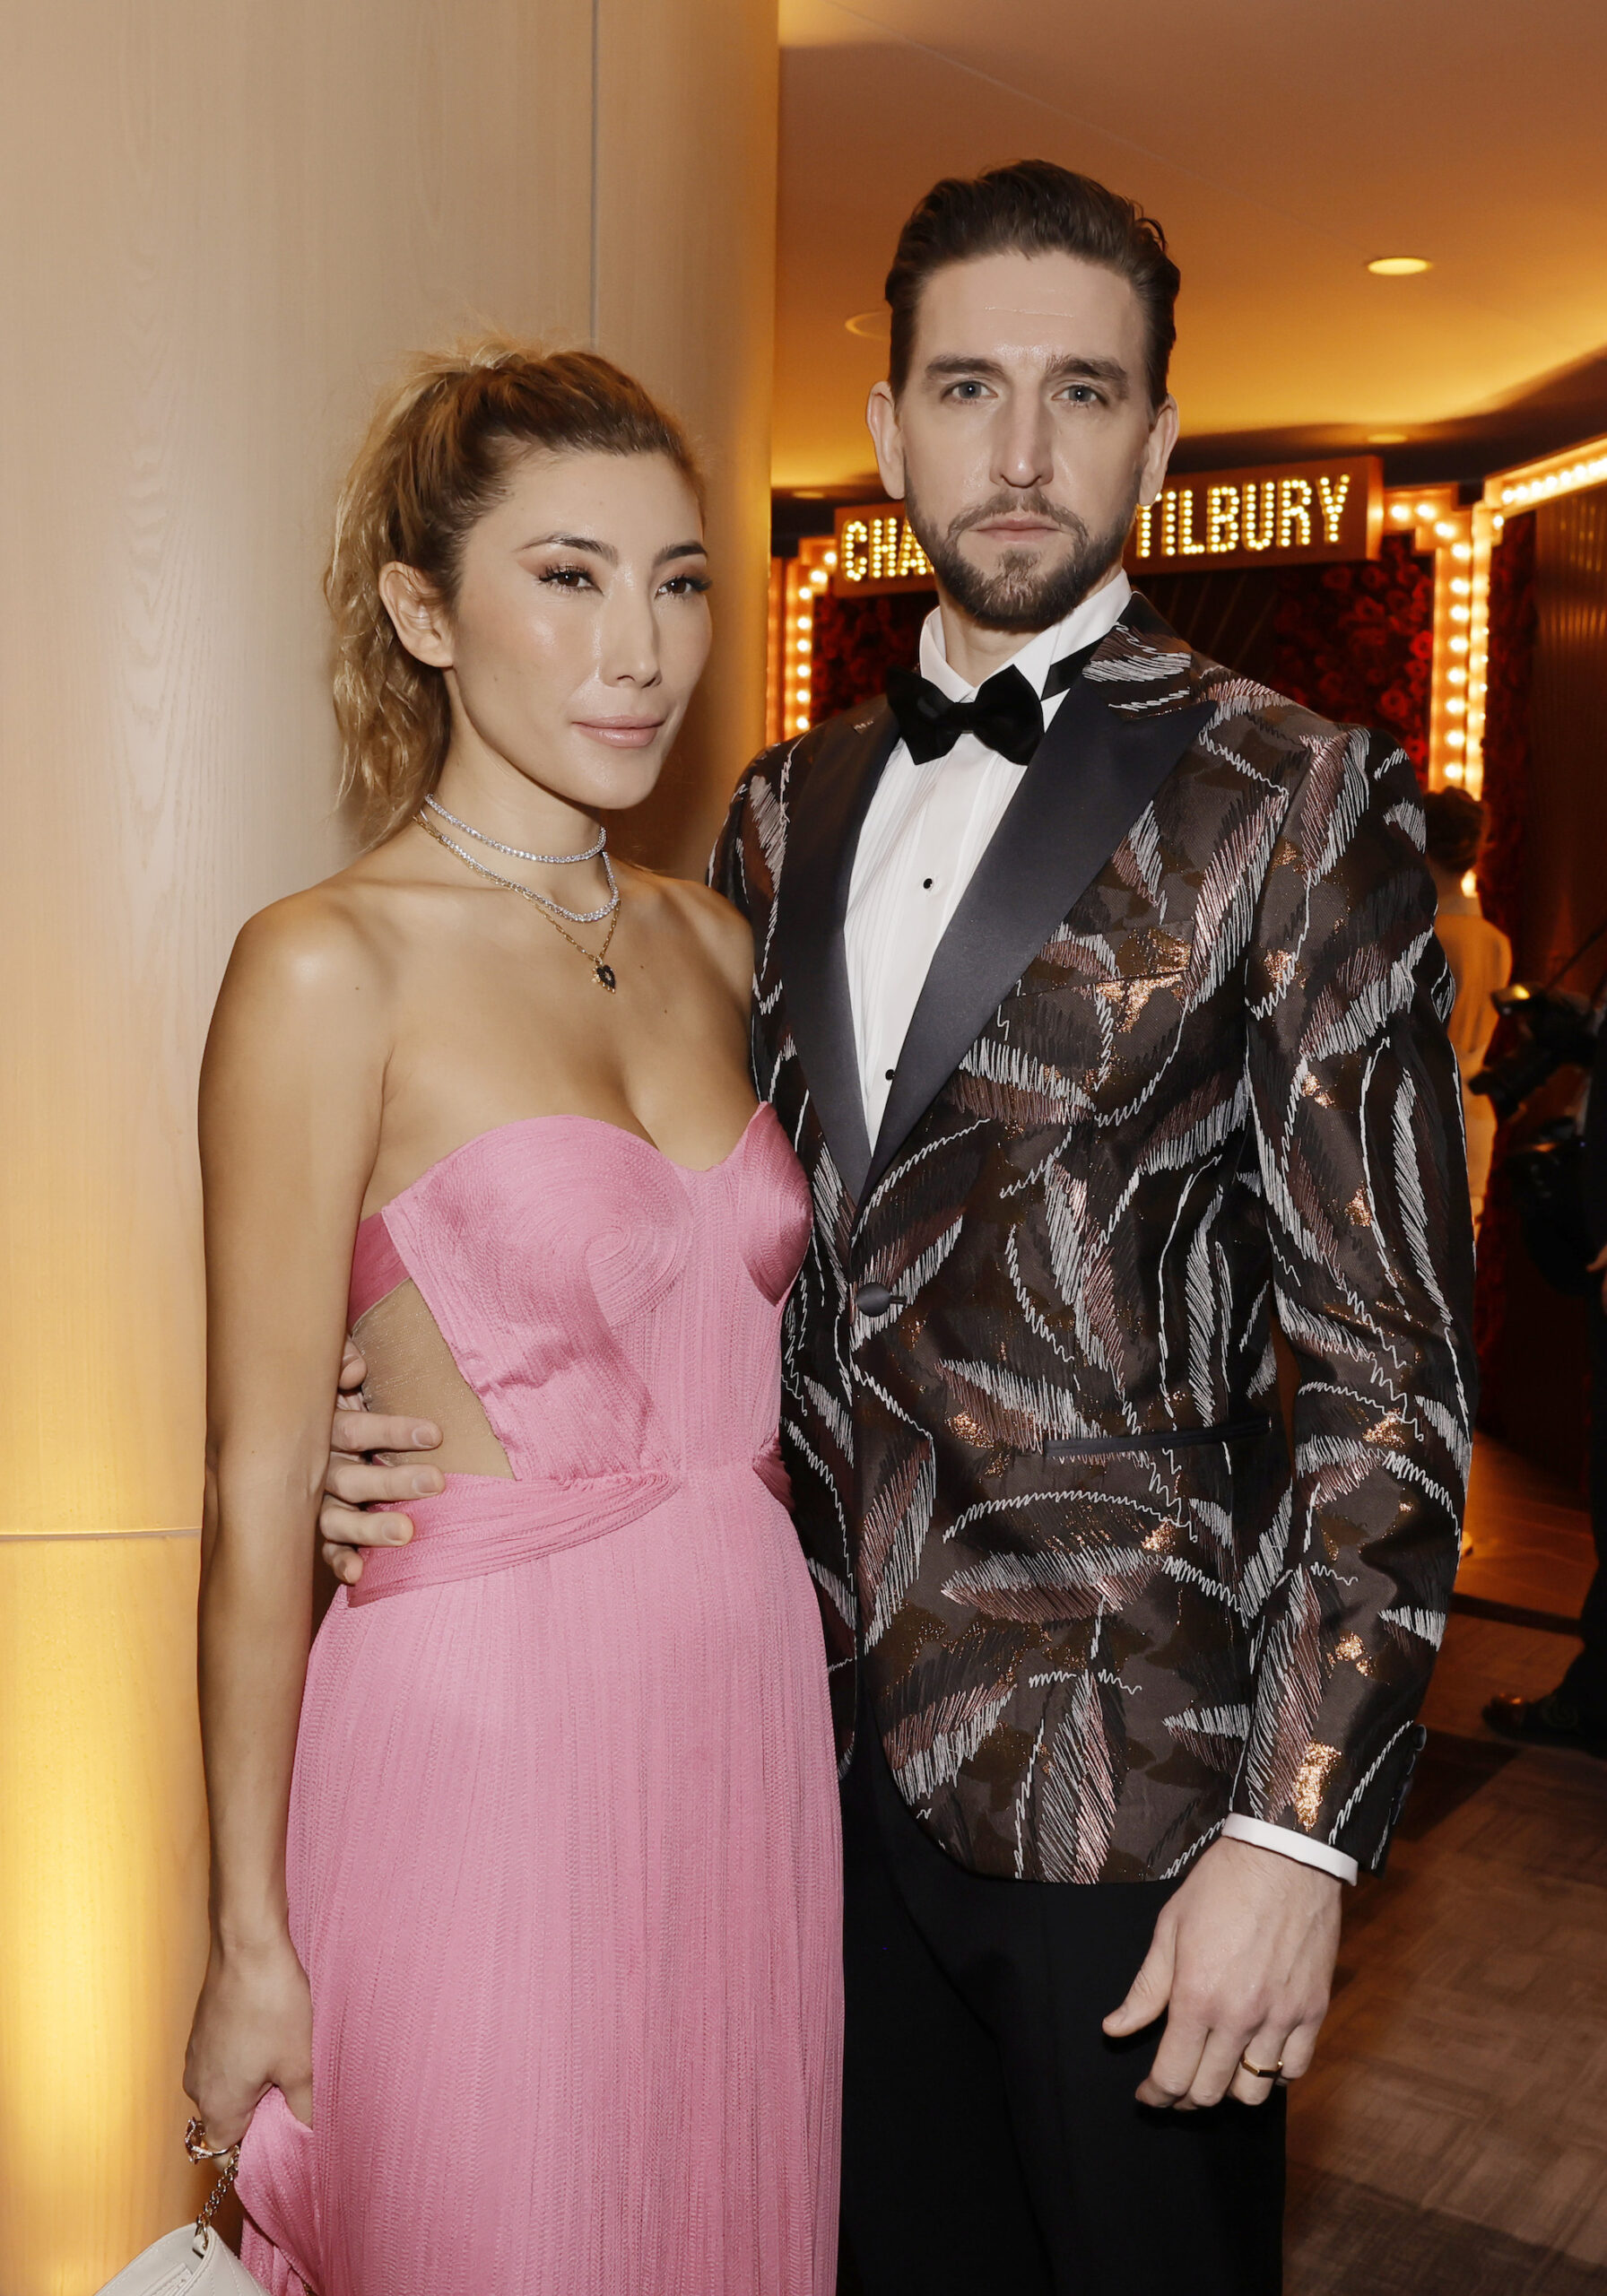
[
  {"left": 0, "top": 4, "right": 778, "bottom": 2286},
  {"left": 596, "top": 0, "right": 781, "bottom": 876},
  {"left": 1478, "top": 483, "right": 1607, "bottom": 1486},
  {"left": 1522, "top": 484, "right": 1607, "bottom": 987},
  {"left": 0, "top": 0, "right": 594, "bottom": 1538},
  {"left": 0, "top": 1536, "right": 210, "bottom": 2289}
]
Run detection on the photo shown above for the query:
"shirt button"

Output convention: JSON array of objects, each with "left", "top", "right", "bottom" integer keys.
[
  {"left": 884, "top": 1067, "right": 895, "bottom": 1081},
  {"left": 856, "top": 1282, "right": 894, "bottom": 1318},
  {"left": 922, "top": 877, "right": 934, "bottom": 890}
]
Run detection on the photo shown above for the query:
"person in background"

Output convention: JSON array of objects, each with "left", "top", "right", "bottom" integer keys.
[
  {"left": 1423, "top": 787, "right": 1511, "bottom": 1229},
  {"left": 1485, "top": 1002, "right": 1607, "bottom": 1757}
]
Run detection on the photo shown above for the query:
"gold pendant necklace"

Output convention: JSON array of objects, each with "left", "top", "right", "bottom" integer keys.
[{"left": 416, "top": 812, "right": 621, "bottom": 991}]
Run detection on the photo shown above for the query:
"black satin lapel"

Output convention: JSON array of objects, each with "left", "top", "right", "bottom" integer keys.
[
  {"left": 774, "top": 702, "right": 900, "bottom": 1203},
  {"left": 866, "top": 673, "right": 1214, "bottom": 1195}
]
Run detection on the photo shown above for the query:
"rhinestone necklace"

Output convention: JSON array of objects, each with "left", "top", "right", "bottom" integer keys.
[
  {"left": 416, "top": 812, "right": 618, "bottom": 926},
  {"left": 421, "top": 792, "right": 605, "bottom": 867},
  {"left": 415, "top": 812, "right": 621, "bottom": 991}
]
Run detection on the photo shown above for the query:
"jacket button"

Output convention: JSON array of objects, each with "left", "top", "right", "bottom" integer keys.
[{"left": 856, "top": 1282, "right": 893, "bottom": 1317}]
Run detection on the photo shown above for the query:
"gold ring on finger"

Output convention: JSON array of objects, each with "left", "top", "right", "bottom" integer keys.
[{"left": 1239, "top": 2054, "right": 1284, "bottom": 2080}]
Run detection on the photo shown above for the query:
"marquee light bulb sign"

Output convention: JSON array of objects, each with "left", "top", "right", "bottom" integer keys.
[
  {"left": 1128, "top": 455, "right": 1384, "bottom": 571},
  {"left": 1490, "top": 433, "right": 1607, "bottom": 513},
  {"left": 766, "top": 450, "right": 1501, "bottom": 793},
  {"left": 834, "top": 509, "right": 933, "bottom": 591}
]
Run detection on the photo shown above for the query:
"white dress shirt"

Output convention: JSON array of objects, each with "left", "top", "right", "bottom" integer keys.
[
  {"left": 842, "top": 570, "right": 1358, "bottom": 1887},
  {"left": 846, "top": 571, "right": 1134, "bottom": 1144}
]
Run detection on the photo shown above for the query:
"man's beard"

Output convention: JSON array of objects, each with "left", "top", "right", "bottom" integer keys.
[{"left": 903, "top": 477, "right": 1142, "bottom": 634}]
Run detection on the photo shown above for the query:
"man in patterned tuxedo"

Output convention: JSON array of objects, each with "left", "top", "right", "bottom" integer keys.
[{"left": 711, "top": 162, "right": 1475, "bottom": 2293}]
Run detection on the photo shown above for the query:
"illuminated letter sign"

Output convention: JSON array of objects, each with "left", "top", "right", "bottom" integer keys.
[
  {"left": 868, "top": 515, "right": 901, "bottom": 580},
  {"left": 1126, "top": 456, "right": 1382, "bottom": 574},
  {"left": 1244, "top": 480, "right": 1276, "bottom": 552},
  {"left": 1206, "top": 484, "right": 1239, "bottom": 553},
  {"left": 830, "top": 504, "right": 934, "bottom": 596},
  {"left": 1277, "top": 477, "right": 1313, "bottom": 550},
  {"left": 1316, "top": 473, "right": 1351, "bottom": 543}
]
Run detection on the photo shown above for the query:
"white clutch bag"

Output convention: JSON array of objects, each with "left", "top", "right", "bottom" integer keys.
[
  {"left": 97, "top": 2123, "right": 270, "bottom": 2296},
  {"left": 97, "top": 2224, "right": 267, "bottom": 2296}
]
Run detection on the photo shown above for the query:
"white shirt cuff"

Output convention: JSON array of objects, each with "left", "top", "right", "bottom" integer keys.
[{"left": 1220, "top": 1814, "right": 1359, "bottom": 1884}]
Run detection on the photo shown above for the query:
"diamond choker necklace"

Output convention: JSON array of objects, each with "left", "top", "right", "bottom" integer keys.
[
  {"left": 421, "top": 792, "right": 605, "bottom": 866},
  {"left": 415, "top": 801, "right": 622, "bottom": 991}
]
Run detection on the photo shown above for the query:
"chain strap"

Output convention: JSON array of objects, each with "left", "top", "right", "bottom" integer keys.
[{"left": 185, "top": 2118, "right": 241, "bottom": 2257}]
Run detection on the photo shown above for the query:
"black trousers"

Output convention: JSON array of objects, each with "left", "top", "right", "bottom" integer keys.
[
  {"left": 1560, "top": 1289, "right": 1607, "bottom": 1725},
  {"left": 839, "top": 1714, "right": 1286, "bottom": 2296}
]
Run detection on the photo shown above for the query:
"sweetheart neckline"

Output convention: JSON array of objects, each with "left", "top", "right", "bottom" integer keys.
[{"left": 357, "top": 1104, "right": 776, "bottom": 1236}]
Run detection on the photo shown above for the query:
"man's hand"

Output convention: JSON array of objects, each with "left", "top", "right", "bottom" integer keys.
[
  {"left": 317, "top": 1340, "right": 442, "bottom": 1585},
  {"left": 1102, "top": 1836, "right": 1342, "bottom": 2109}
]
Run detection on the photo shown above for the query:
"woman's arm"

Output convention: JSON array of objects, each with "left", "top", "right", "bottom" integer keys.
[{"left": 185, "top": 893, "right": 387, "bottom": 2141}]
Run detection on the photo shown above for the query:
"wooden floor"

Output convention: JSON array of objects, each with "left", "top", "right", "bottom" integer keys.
[
  {"left": 1286, "top": 1432, "right": 1607, "bottom": 2292},
  {"left": 1455, "top": 1434, "right": 1598, "bottom": 1625}
]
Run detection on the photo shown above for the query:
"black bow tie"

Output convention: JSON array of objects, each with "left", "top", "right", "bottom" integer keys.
[{"left": 885, "top": 641, "right": 1097, "bottom": 767}]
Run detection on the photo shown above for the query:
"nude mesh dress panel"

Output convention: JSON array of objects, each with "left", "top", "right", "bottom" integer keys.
[
  {"left": 236, "top": 1108, "right": 842, "bottom": 2296},
  {"left": 351, "top": 1277, "right": 515, "bottom": 1478}
]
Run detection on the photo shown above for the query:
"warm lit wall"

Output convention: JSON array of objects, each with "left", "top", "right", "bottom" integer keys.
[
  {"left": 599, "top": 0, "right": 781, "bottom": 874},
  {"left": 0, "top": 4, "right": 777, "bottom": 2287},
  {"left": 1472, "top": 483, "right": 1607, "bottom": 1485},
  {"left": 0, "top": 1537, "right": 210, "bottom": 2291},
  {"left": 1469, "top": 477, "right": 1607, "bottom": 993}
]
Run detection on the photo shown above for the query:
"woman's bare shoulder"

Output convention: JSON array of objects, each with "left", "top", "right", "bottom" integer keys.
[
  {"left": 225, "top": 877, "right": 386, "bottom": 993},
  {"left": 636, "top": 869, "right": 754, "bottom": 997},
  {"left": 210, "top": 870, "right": 418, "bottom": 1080},
  {"left": 202, "top": 879, "right": 398, "bottom": 1157},
  {"left": 225, "top": 822, "right": 444, "bottom": 981}
]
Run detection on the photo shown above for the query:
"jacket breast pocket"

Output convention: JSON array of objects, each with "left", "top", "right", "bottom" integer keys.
[
  {"left": 1042, "top": 1414, "right": 1270, "bottom": 1460},
  {"left": 1007, "top": 957, "right": 1202, "bottom": 1126}
]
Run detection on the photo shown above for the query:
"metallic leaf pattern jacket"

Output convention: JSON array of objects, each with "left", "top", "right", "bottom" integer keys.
[{"left": 712, "top": 596, "right": 1476, "bottom": 1883}]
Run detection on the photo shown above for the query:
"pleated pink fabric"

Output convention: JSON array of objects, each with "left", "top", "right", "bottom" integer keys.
[{"left": 235, "top": 1107, "right": 842, "bottom": 2296}]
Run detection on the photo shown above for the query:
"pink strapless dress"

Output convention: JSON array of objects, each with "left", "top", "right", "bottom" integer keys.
[{"left": 236, "top": 1108, "right": 842, "bottom": 2296}]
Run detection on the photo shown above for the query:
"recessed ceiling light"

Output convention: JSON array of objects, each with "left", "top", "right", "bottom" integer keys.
[
  {"left": 1368, "top": 431, "right": 1408, "bottom": 444},
  {"left": 1367, "top": 257, "right": 1431, "bottom": 276},
  {"left": 845, "top": 309, "right": 890, "bottom": 338}
]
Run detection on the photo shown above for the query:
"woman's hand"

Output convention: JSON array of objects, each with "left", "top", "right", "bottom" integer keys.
[{"left": 184, "top": 1933, "right": 315, "bottom": 2146}]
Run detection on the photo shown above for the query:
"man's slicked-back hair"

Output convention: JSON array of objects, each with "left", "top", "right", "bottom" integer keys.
[{"left": 885, "top": 160, "right": 1180, "bottom": 411}]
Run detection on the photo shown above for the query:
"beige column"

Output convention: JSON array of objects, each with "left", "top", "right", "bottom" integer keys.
[
  {"left": 0, "top": 4, "right": 777, "bottom": 2286},
  {"left": 596, "top": 0, "right": 780, "bottom": 874}
]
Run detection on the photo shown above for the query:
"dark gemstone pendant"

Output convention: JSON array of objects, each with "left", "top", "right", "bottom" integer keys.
[{"left": 595, "top": 961, "right": 617, "bottom": 992}]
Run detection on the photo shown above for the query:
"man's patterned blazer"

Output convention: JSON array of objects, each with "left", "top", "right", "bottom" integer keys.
[{"left": 712, "top": 593, "right": 1477, "bottom": 1886}]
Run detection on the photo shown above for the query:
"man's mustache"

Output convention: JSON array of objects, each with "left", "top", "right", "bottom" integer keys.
[{"left": 945, "top": 491, "right": 1088, "bottom": 544}]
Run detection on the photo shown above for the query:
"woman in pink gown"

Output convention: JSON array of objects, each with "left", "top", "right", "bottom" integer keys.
[{"left": 184, "top": 343, "right": 841, "bottom": 2295}]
